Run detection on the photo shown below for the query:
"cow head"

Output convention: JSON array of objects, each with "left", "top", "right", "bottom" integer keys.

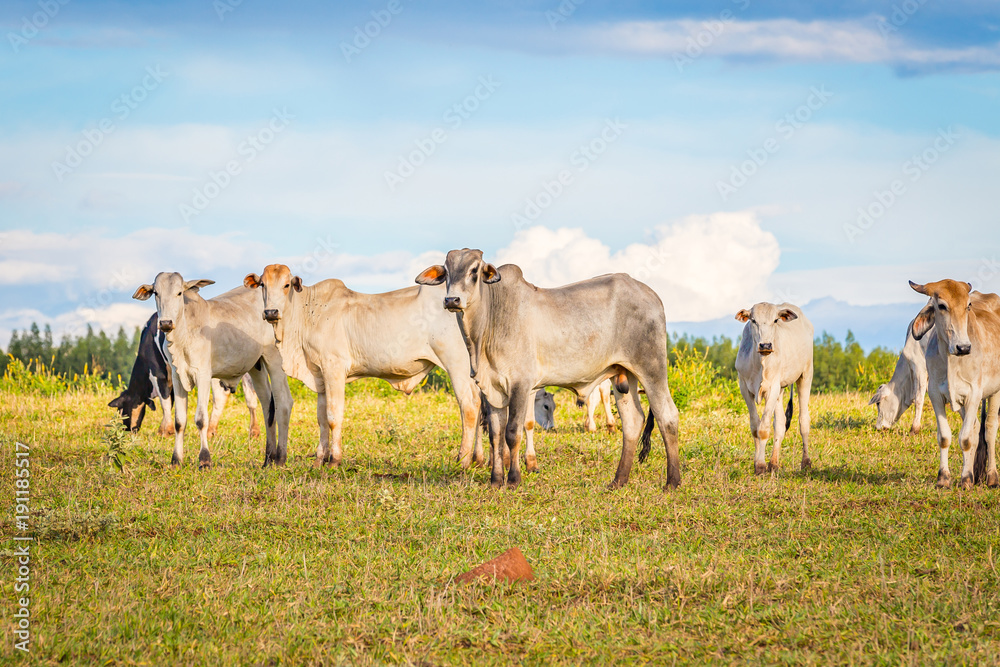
[
  {"left": 735, "top": 302, "right": 798, "bottom": 356},
  {"left": 132, "top": 273, "right": 214, "bottom": 333},
  {"left": 244, "top": 264, "right": 302, "bottom": 342},
  {"left": 909, "top": 279, "right": 974, "bottom": 356},
  {"left": 534, "top": 389, "right": 556, "bottom": 430},
  {"left": 868, "top": 383, "right": 902, "bottom": 431},
  {"left": 108, "top": 391, "right": 153, "bottom": 432},
  {"left": 415, "top": 248, "right": 499, "bottom": 312}
]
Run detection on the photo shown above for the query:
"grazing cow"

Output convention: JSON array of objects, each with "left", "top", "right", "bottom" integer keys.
[
  {"left": 416, "top": 249, "right": 681, "bottom": 490},
  {"left": 244, "top": 264, "right": 484, "bottom": 468},
  {"left": 110, "top": 314, "right": 261, "bottom": 438},
  {"left": 582, "top": 379, "right": 615, "bottom": 432},
  {"left": 133, "top": 273, "right": 292, "bottom": 468},
  {"left": 868, "top": 311, "right": 930, "bottom": 433},
  {"left": 910, "top": 280, "right": 1000, "bottom": 489},
  {"left": 735, "top": 302, "right": 814, "bottom": 475},
  {"left": 534, "top": 389, "right": 555, "bottom": 430}
]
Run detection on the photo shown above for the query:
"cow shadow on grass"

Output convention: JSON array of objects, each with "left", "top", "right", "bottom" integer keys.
[{"left": 796, "top": 465, "right": 905, "bottom": 486}]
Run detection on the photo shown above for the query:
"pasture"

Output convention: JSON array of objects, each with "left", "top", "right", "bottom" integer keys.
[{"left": 2, "top": 379, "right": 999, "bottom": 665}]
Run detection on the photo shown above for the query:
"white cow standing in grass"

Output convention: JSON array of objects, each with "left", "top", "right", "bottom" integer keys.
[
  {"left": 133, "top": 273, "right": 293, "bottom": 468},
  {"left": 735, "top": 302, "right": 814, "bottom": 475},
  {"left": 868, "top": 311, "right": 930, "bottom": 433}
]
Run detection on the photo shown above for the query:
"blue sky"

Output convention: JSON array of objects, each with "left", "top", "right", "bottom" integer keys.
[{"left": 1, "top": 0, "right": 999, "bottom": 349}]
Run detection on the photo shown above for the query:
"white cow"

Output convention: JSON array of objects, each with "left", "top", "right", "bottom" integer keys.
[
  {"left": 868, "top": 311, "right": 930, "bottom": 433},
  {"left": 583, "top": 379, "right": 615, "bottom": 432},
  {"left": 910, "top": 280, "right": 1000, "bottom": 489},
  {"left": 133, "top": 273, "right": 293, "bottom": 468},
  {"left": 244, "top": 264, "right": 484, "bottom": 468},
  {"left": 735, "top": 302, "right": 814, "bottom": 475}
]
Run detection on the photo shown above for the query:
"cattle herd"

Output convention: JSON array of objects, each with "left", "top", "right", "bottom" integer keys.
[{"left": 110, "top": 249, "right": 999, "bottom": 492}]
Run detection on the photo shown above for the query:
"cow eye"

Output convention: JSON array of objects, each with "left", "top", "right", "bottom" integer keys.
[
  {"left": 967, "top": 303, "right": 972, "bottom": 311},
  {"left": 774, "top": 318, "right": 779, "bottom": 323},
  {"left": 750, "top": 318, "right": 756, "bottom": 324},
  {"left": 938, "top": 303, "right": 947, "bottom": 311},
  {"left": 284, "top": 284, "right": 289, "bottom": 289},
  {"left": 177, "top": 292, "right": 182, "bottom": 297}
]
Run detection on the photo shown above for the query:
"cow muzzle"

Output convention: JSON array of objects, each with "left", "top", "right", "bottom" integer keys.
[
  {"left": 758, "top": 343, "right": 773, "bottom": 356},
  {"left": 263, "top": 309, "right": 281, "bottom": 323},
  {"left": 158, "top": 320, "right": 174, "bottom": 332},
  {"left": 444, "top": 297, "right": 463, "bottom": 312},
  {"left": 955, "top": 343, "right": 972, "bottom": 356}
]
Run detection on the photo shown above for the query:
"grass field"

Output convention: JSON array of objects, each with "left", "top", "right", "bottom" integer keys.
[{"left": 2, "top": 382, "right": 999, "bottom": 665}]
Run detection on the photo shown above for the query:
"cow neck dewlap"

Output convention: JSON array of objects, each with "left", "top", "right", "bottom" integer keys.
[{"left": 478, "top": 279, "right": 523, "bottom": 362}]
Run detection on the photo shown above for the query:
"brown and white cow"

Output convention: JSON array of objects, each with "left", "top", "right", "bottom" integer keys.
[
  {"left": 133, "top": 273, "right": 292, "bottom": 468},
  {"left": 910, "top": 279, "right": 1000, "bottom": 489},
  {"left": 244, "top": 264, "right": 484, "bottom": 468},
  {"left": 735, "top": 302, "right": 813, "bottom": 475},
  {"left": 416, "top": 248, "right": 681, "bottom": 490},
  {"left": 869, "top": 310, "right": 931, "bottom": 433}
]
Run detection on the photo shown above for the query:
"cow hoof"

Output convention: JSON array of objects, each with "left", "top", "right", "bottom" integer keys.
[
  {"left": 801, "top": 458, "right": 812, "bottom": 471},
  {"left": 170, "top": 456, "right": 181, "bottom": 467},
  {"left": 607, "top": 478, "right": 626, "bottom": 490},
  {"left": 159, "top": 426, "right": 175, "bottom": 437},
  {"left": 662, "top": 479, "right": 680, "bottom": 492},
  {"left": 198, "top": 459, "right": 212, "bottom": 471},
  {"left": 961, "top": 475, "right": 974, "bottom": 490},
  {"left": 767, "top": 461, "right": 779, "bottom": 473},
  {"left": 490, "top": 478, "right": 504, "bottom": 490},
  {"left": 525, "top": 456, "right": 539, "bottom": 473},
  {"left": 249, "top": 427, "right": 261, "bottom": 439},
  {"left": 206, "top": 427, "right": 218, "bottom": 439},
  {"left": 910, "top": 425, "right": 921, "bottom": 435},
  {"left": 987, "top": 470, "right": 999, "bottom": 488},
  {"left": 936, "top": 472, "right": 952, "bottom": 489},
  {"left": 754, "top": 462, "right": 767, "bottom": 476}
]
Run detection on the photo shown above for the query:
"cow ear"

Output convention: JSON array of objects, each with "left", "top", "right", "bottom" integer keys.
[
  {"left": 911, "top": 304, "right": 935, "bottom": 340},
  {"left": 868, "top": 385, "right": 886, "bottom": 406},
  {"left": 966, "top": 282, "right": 973, "bottom": 292},
  {"left": 909, "top": 280, "right": 928, "bottom": 295},
  {"left": 184, "top": 279, "right": 215, "bottom": 292},
  {"left": 244, "top": 273, "right": 261, "bottom": 289},
  {"left": 145, "top": 398, "right": 157, "bottom": 412},
  {"left": 133, "top": 284, "right": 154, "bottom": 301},
  {"left": 778, "top": 309, "right": 798, "bottom": 322},
  {"left": 415, "top": 265, "right": 447, "bottom": 285},
  {"left": 482, "top": 263, "right": 501, "bottom": 284},
  {"left": 108, "top": 394, "right": 125, "bottom": 409},
  {"left": 291, "top": 276, "right": 303, "bottom": 292},
  {"left": 735, "top": 309, "right": 751, "bottom": 322}
]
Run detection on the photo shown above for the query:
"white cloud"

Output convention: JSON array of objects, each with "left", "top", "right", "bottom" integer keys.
[
  {"left": 494, "top": 211, "right": 781, "bottom": 321},
  {"left": 572, "top": 18, "right": 1000, "bottom": 71},
  {"left": 0, "top": 302, "right": 153, "bottom": 351}
]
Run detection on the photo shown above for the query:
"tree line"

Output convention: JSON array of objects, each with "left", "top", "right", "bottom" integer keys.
[{"left": 1, "top": 321, "right": 898, "bottom": 395}]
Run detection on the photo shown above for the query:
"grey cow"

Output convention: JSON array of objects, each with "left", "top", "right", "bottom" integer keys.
[
  {"left": 869, "top": 310, "right": 931, "bottom": 433},
  {"left": 417, "top": 248, "right": 681, "bottom": 490}
]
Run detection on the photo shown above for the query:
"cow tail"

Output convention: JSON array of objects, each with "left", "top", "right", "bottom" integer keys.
[
  {"left": 784, "top": 389, "right": 794, "bottom": 432},
  {"left": 268, "top": 394, "right": 276, "bottom": 428},
  {"left": 974, "top": 399, "right": 989, "bottom": 484},
  {"left": 638, "top": 411, "right": 656, "bottom": 464}
]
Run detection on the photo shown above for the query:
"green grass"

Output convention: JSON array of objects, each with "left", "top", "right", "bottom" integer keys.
[{"left": 1, "top": 382, "right": 998, "bottom": 665}]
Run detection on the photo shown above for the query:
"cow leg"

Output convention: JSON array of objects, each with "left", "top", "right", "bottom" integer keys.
[
  {"left": 503, "top": 388, "right": 531, "bottom": 488},
  {"left": 158, "top": 393, "right": 175, "bottom": 436},
  {"left": 320, "top": 369, "right": 346, "bottom": 467},
  {"left": 487, "top": 402, "right": 507, "bottom": 481},
  {"left": 911, "top": 360, "right": 928, "bottom": 435},
  {"left": 797, "top": 368, "right": 813, "bottom": 470},
  {"left": 585, "top": 389, "right": 599, "bottom": 432},
  {"left": 601, "top": 382, "right": 616, "bottom": 429},
  {"left": 928, "top": 389, "right": 953, "bottom": 488},
  {"left": 193, "top": 374, "right": 213, "bottom": 469},
  {"left": 170, "top": 370, "right": 188, "bottom": 466},
  {"left": 739, "top": 379, "right": 767, "bottom": 475},
  {"left": 985, "top": 394, "right": 999, "bottom": 487},
  {"left": 958, "top": 393, "right": 984, "bottom": 489},
  {"left": 473, "top": 404, "right": 485, "bottom": 467},
  {"left": 609, "top": 372, "right": 644, "bottom": 490},
  {"left": 247, "top": 365, "right": 276, "bottom": 467},
  {"left": 207, "top": 379, "right": 228, "bottom": 439},
  {"left": 263, "top": 352, "right": 293, "bottom": 466},
  {"left": 524, "top": 389, "right": 540, "bottom": 473},
  {"left": 242, "top": 374, "right": 261, "bottom": 438},
  {"left": 450, "top": 372, "right": 482, "bottom": 469},
  {"left": 769, "top": 386, "right": 788, "bottom": 472},
  {"left": 314, "top": 376, "right": 330, "bottom": 465},
  {"left": 643, "top": 373, "right": 682, "bottom": 491}
]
